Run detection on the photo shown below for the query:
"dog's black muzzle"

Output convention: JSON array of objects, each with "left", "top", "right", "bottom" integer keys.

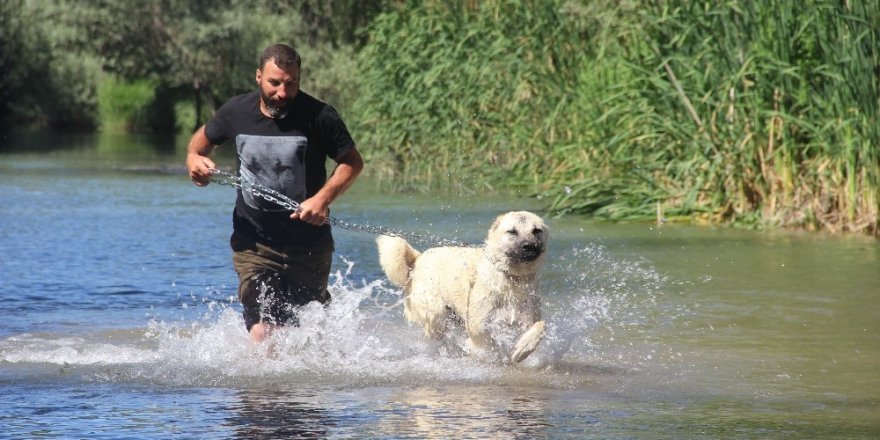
[{"left": 513, "top": 241, "right": 544, "bottom": 262}]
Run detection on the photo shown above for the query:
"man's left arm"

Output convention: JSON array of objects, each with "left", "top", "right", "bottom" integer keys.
[{"left": 291, "top": 147, "right": 364, "bottom": 225}]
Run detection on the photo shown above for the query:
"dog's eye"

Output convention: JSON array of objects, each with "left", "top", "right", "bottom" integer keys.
[
  {"left": 533, "top": 228, "right": 543, "bottom": 235},
  {"left": 506, "top": 229, "right": 518, "bottom": 235}
]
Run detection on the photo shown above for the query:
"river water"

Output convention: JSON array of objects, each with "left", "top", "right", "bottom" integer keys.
[{"left": 1, "top": 133, "right": 878, "bottom": 438}]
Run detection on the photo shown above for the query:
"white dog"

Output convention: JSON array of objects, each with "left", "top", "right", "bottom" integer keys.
[{"left": 376, "top": 211, "right": 548, "bottom": 363}]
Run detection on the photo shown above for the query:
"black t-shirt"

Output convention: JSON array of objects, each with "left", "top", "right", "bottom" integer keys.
[{"left": 205, "top": 90, "right": 355, "bottom": 246}]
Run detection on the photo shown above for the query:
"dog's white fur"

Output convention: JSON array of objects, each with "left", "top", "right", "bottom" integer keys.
[{"left": 376, "top": 211, "right": 548, "bottom": 363}]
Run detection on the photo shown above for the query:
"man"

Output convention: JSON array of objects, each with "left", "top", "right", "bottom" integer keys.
[{"left": 186, "top": 43, "right": 364, "bottom": 343}]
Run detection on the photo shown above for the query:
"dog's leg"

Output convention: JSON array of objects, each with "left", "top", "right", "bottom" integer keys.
[
  {"left": 511, "top": 320, "right": 545, "bottom": 363},
  {"left": 462, "top": 314, "right": 501, "bottom": 358},
  {"left": 465, "top": 330, "right": 503, "bottom": 362},
  {"left": 404, "top": 292, "right": 452, "bottom": 341}
]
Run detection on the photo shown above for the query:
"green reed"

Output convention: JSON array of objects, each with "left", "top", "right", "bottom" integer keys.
[
  {"left": 353, "top": 0, "right": 879, "bottom": 235},
  {"left": 620, "top": 0, "right": 879, "bottom": 233},
  {"left": 97, "top": 76, "right": 158, "bottom": 133}
]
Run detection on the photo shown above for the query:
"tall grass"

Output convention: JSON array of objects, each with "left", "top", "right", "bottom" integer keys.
[
  {"left": 571, "top": 0, "right": 880, "bottom": 233},
  {"left": 354, "top": 0, "right": 879, "bottom": 235},
  {"left": 355, "top": 0, "right": 591, "bottom": 192},
  {"left": 97, "top": 77, "right": 158, "bottom": 133}
]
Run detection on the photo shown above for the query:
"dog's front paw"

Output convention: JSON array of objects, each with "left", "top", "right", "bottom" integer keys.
[{"left": 511, "top": 320, "right": 545, "bottom": 363}]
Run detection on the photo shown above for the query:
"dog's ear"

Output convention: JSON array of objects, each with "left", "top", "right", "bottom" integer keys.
[
  {"left": 538, "top": 217, "right": 549, "bottom": 233},
  {"left": 490, "top": 214, "right": 504, "bottom": 233}
]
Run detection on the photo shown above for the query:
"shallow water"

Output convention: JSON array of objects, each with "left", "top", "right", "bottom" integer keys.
[{"left": 1, "top": 135, "right": 878, "bottom": 438}]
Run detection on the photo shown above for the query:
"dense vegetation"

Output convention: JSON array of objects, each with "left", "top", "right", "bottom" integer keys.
[
  {"left": 0, "top": 0, "right": 383, "bottom": 132},
  {"left": 2, "top": 0, "right": 877, "bottom": 235},
  {"left": 356, "top": 0, "right": 879, "bottom": 235}
]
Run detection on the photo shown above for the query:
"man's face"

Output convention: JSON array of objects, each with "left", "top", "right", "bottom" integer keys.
[{"left": 256, "top": 59, "right": 300, "bottom": 118}]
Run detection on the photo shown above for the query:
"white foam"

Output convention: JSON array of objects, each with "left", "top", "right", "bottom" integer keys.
[{"left": 0, "top": 246, "right": 681, "bottom": 390}]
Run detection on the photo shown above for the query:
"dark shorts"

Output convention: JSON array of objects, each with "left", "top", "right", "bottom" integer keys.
[{"left": 230, "top": 231, "right": 334, "bottom": 331}]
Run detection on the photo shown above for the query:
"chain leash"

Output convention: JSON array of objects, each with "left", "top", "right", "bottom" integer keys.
[{"left": 208, "top": 169, "right": 476, "bottom": 248}]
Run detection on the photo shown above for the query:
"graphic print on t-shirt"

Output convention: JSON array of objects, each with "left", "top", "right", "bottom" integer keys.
[{"left": 236, "top": 134, "right": 308, "bottom": 212}]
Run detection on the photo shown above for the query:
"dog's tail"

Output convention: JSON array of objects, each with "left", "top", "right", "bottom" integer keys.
[{"left": 376, "top": 235, "right": 421, "bottom": 288}]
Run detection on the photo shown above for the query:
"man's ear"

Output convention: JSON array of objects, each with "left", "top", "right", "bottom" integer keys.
[{"left": 255, "top": 69, "right": 262, "bottom": 84}]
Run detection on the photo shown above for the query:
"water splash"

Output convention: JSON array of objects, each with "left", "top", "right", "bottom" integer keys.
[
  {"left": 538, "top": 241, "right": 690, "bottom": 390},
  {"left": 0, "top": 246, "right": 687, "bottom": 392}
]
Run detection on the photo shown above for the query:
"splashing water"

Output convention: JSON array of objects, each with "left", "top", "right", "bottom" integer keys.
[{"left": 0, "top": 244, "right": 681, "bottom": 393}]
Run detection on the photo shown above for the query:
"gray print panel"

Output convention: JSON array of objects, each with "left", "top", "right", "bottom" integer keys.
[{"left": 236, "top": 134, "right": 308, "bottom": 212}]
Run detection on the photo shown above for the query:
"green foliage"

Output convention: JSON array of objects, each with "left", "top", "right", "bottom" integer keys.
[
  {"left": 568, "top": 0, "right": 880, "bottom": 233},
  {"left": 354, "top": 0, "right": 595, "bottom": 192},
  {"left": 3, "top": 0, "right": 384, "bottom": 134},
  {"left": 174, "top": 100, "right": 198, "bottom": 134},
  {"left": 97, "top": 77, "right": 158, "bottom": 133},
  {"left": 3, "top": 0, "right": 877, "bottom": 235},
  {"left": 70, "top": 0, "right": 386, "bottom": 131},
  {"left": 353, "top": 0, "right": 879, "bottom": 235},
  {"left": 0, "top": 0, "right": 101, "bottom": 131},
  {"left": 0, "top": 0, "right": 37, "bottom": 128}
]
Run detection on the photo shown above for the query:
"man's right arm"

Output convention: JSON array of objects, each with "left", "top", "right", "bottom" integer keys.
[{"left": 185, "top": 125, "right": 217, "bottom": 187}]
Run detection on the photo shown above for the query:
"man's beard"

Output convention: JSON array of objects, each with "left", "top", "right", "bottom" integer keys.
[{"left": 261, "top": 91, "right": 289, "bottom": 119}]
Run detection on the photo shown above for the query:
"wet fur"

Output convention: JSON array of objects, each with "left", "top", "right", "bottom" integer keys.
[{"left": 376, "top": 211, "right": 548, "bottom": 363}]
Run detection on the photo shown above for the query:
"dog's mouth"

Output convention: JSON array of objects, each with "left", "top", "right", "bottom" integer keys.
[{"left": 510, "top": 242, "right": 544, "bottom": 262}]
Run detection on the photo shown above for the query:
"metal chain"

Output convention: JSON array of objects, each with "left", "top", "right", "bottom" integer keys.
[{"left": 208, "top": 169, "right": 476, "bottom": 248}]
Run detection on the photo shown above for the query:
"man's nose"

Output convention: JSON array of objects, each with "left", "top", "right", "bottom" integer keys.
[{"left": 276, "top": 85, "right": 287, "bottom": 98}]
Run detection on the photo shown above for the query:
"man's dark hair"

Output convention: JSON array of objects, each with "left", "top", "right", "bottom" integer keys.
[{"left": 259, "top": 44, "right": 302, "bottom": 71}]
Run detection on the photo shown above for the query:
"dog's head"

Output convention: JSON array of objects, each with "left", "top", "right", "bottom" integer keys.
[{"left": 485, "top": 211, "right": 548, "bottom": 272}]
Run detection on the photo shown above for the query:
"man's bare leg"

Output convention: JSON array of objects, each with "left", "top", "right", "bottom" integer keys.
[{"left": 249, "top": 322, "right": 280, "bottom": 343}]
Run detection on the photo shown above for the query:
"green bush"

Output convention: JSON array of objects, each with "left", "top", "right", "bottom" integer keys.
[
  {"left": 353, "top": 0, "right": 879, "bottom": 235},
  {"left": 97, "top": 77, "right": 158, "bottom": 133},
  {"left": 557, "top": 0, "right": 880, "bottom": 233},
  {"left": 354, "top": 0, "right": 590, "bottom": 192},
  {"left": 0, "top": 0, "right": 100, "bottom": 131}
]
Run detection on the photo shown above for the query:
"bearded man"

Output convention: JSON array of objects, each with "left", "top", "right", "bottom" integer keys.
[{"left": 185, "top": 43, "right": 364, "bottom": 343}]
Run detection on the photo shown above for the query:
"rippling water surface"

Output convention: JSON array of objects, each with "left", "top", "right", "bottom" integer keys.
[{"left": 1, "top": 136, "right": 878, "bottom": 438}]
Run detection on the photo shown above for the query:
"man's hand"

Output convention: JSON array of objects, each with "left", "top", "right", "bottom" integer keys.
[
  {"left": 288, "top": 147, "right": 363, "bottom": 226},
  {"left": 290, "top": 197, "right": 329, "bottom": 226},
  {"left": 185, "top": 125, "right": 216, "bottom": 187},
  {"left": 186, "top": 153, "right": 216, "bottom": 186}
]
